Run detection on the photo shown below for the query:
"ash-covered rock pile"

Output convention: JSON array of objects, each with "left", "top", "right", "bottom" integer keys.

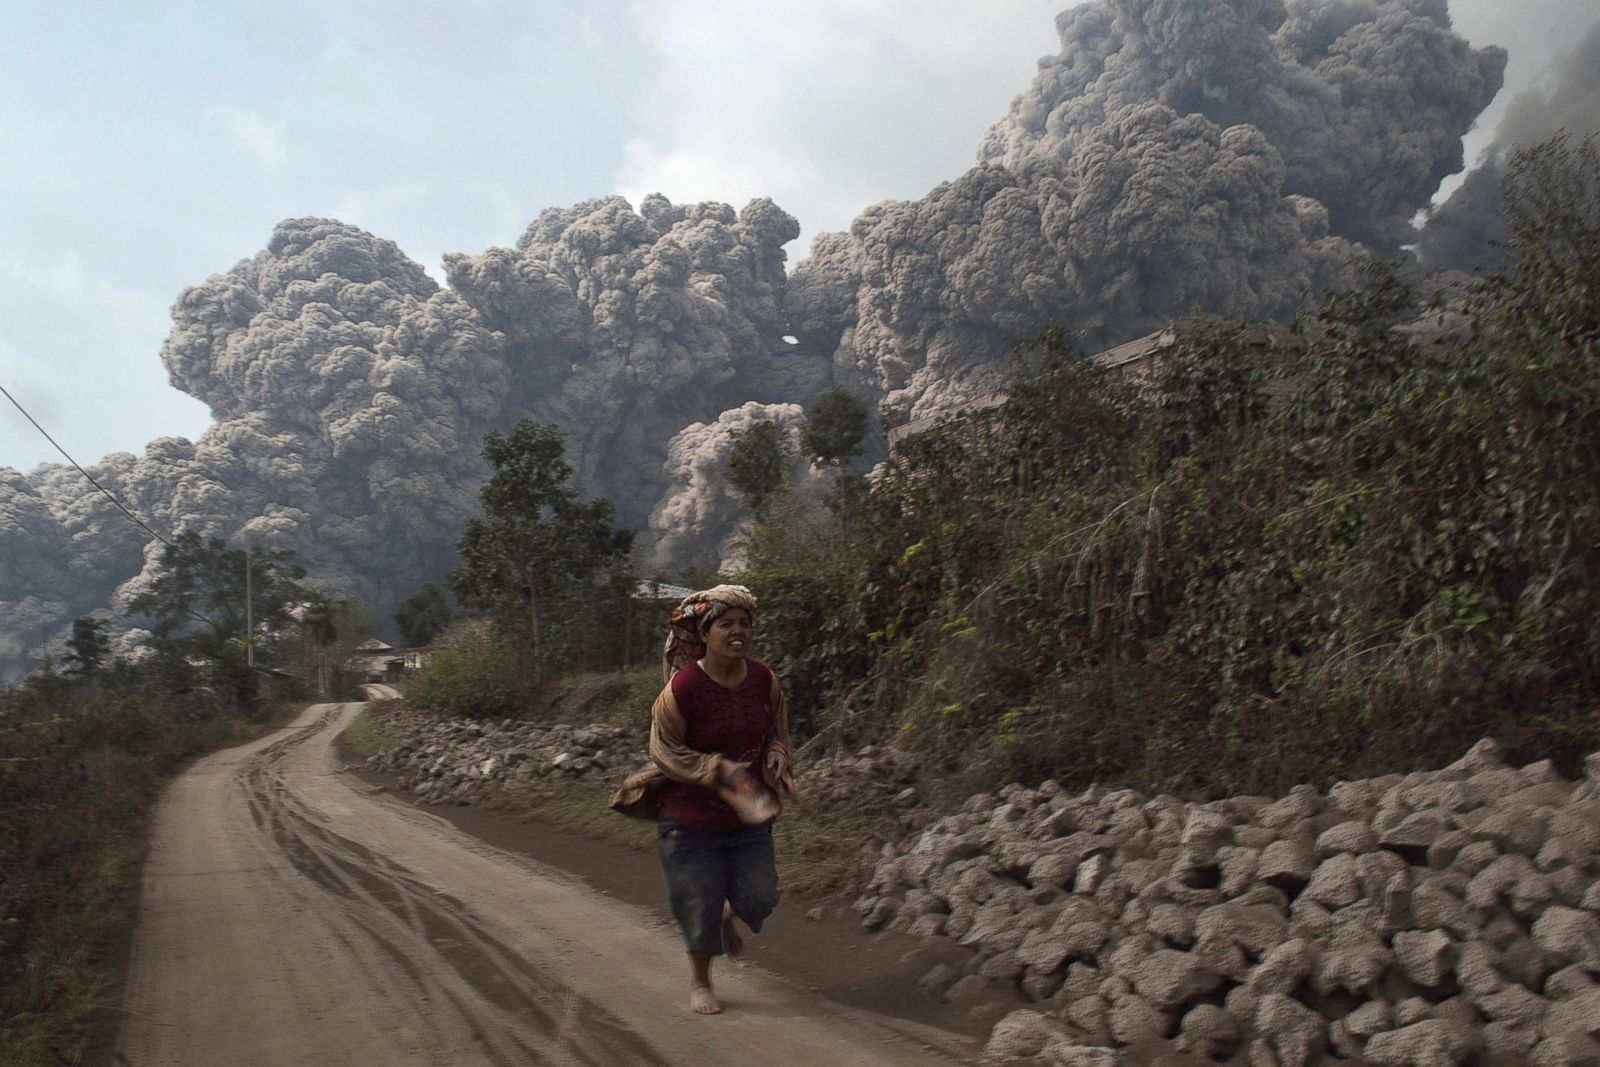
[
  {"left": 360, "top": 707, "right": 926, "bottom": 816},
  {"left": 857, "top": 739, "right": 1600, "bottom": 1066},
  {"left": 362, "top": 705, "right": 640, "bottom": 806},
  {"left": 802, "top": 743, "right": 923, "bottom": 813}
]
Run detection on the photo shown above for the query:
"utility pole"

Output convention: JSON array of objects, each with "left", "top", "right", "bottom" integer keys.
[{"left": 245, "top": 545, "right": 254, "bottom": 670}]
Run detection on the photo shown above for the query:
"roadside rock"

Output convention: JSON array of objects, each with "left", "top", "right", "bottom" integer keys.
[
  {"left": 356, "top": 708, "right": 1600, "bottom": 1067},
  {"left": 854, "top": 738, "right": 1600, "bottom": 1065}
]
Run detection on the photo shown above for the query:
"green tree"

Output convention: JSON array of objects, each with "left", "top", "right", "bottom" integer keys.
[
  {"left": 801, "top": 388, "right": 870, "bottom": 470},
  {"left": 127, "top": 532, "right": 308, "bottom": 668},
  {"left": 395, "top": 583, "right": 453, "bottom": 648},
  {"left": 60, "top": 616, "right": 110, "bottom": 676},
  {"left": 723, "top": 420, "right": 792, "bottom": 519},
  {"left": 449, "top": 421, "right": 634, "bottom": 682}
]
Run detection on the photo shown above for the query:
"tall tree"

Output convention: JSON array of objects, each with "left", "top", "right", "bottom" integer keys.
[
  {"left": 450, "top": 421, "right": 634, "bottom": 681},
  {"left": 60, "top": 616, "right": 110, "bottom": 676},
  {"left": 298, "top": 589, "right": 341, "bottom": 699},
  {"left": 394, "top": 583, "right": 453, "bottom": 648},
  {"left": 801, "top": 388, "right": 870, "bottom": 471},
  {"left": 127, "top": 532, "right": 308, "bottom": 666},
  {"left": 724, "top": 420, "right": 792, "bottom": 519}
]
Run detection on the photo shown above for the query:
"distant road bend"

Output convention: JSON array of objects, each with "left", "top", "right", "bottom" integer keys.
[{"left": 113, "top": 698, "right": 964, "bottom": 1066}]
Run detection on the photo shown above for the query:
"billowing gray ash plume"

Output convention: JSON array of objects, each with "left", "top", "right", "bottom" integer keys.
[
  {"left": 1419, "top": 21, "right": 1600, "bottom": 272},
  {"left": 791, "top": 110, "right": 1355, "bottom": 421},
  {"left": 648, "top": 401, "right": 827, "bottom": 571},
  {"left": 787, "top": 0, "right": 1506, "bottom": 422},
  {"left": 0, "top": 201, "right": 829, "bottom": 677},
  {"left": 444, "top": 194, "right": 829, "bottom": 528},
  {"left": 3, "top": 219, "right": 513, "bottom": 675},
  {"left": 0, "top": 1, "right": 1522, "bottom": 680},
  {"left": 2, "top": 453, "right": 163, "bottom": 672},
  {"left": 980, "top": 0, "right": 1506, "bottom": 254},
  {"left": 138, "top": 218, "right": 509, "bottom": 612}
]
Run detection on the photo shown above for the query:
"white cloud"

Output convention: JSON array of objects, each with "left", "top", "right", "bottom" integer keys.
[
  {"left": 618, "top": 137, "right": 819, "bottom": 213},
  {"left": 616, "top": 0, "right": 1067, "bottom": 258},
  {"left": 5, "top": 252, "right": 166, "bottom": 325},
  {"left": 203, "top": 104, "right": 289, "bottom": 168},
  {"left": 0, "top": 253, "right": 207, "bottom": 472},
  {"left": 8, "top": 251, "right": 87, "bottom": 299}
]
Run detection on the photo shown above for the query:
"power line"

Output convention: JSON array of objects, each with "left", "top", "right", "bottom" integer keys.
[{"left": 0, "top": 381, "right": 173, "bottom": 549}]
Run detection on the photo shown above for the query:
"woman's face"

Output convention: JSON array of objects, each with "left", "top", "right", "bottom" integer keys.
[{"left": 705, "top": 607, "right": 753, "bottom": 661}]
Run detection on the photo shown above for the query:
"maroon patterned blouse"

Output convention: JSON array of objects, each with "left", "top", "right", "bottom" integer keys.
[{"left": 658, "top": 659, "right": 775, "bottom": 832}]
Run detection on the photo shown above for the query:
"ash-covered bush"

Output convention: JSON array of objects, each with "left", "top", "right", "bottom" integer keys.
[{"left": 408, "top": 620, "right": 527, "bottom": 721}]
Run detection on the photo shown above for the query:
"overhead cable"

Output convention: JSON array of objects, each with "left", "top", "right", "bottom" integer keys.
[{"left": 0, "top": 381, "right": 173, "bottom": 548}]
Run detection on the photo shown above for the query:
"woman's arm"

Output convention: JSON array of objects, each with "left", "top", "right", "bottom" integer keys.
[{"left": 648, "top": 684, "right": 732, "bottom": 788}]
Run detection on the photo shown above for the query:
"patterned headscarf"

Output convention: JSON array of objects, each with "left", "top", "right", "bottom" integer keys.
[{"left": 663, "top": 584, "right": 759, "bottom": 681}]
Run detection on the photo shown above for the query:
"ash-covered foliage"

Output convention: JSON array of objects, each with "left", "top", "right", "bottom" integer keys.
[
  {"left": 742, "top": 136, "right": 1600, "bottom": 796},
  {"left": 0, "top": 663, "right": 279, "bottom": 1062}
]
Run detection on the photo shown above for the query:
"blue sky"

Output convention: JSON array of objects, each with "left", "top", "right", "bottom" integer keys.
[{"left": 1, "top": 0, "right": 1593, "bottom": 473}]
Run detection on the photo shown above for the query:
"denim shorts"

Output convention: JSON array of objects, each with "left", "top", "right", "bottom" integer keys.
[{"left": 657, "top": 817, "right": 780, "bottom": 956}]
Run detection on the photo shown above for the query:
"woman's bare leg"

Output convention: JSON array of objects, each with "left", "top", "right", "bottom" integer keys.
[
  {"left": 721, "top": 902, "right": 744, "bottom": 960},
  {"left": 689, "top": 952, "right": 720, "bottom": 1014}
]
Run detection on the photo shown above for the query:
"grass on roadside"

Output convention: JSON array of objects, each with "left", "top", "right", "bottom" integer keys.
[
  {"left": 0, "top": 832, "right": 150, "bottom": 1066},
  {"left": 493, "top": 782, "right": 657, "bottom": 851},
  {"left": 1, "top": 678, "right": 295, "bottom": 1067},
  {"left": 342, "top": 704, "right": 405, "bottom": 759},
  {"left": 494, "top": 779, "right": 895, "bottom": 906}
]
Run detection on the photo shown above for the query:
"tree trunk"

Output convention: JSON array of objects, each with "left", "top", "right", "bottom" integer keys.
[{"left": 526, "top": 566, "right": 542, "bottom": 688}]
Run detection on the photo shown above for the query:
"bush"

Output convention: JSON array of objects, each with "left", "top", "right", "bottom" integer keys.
[
  {"left": 0, "top": 663, "right": 260, "bottom": 1062},
  {"left": 409, "top": 639, "right": 526, "bottom": 720}
]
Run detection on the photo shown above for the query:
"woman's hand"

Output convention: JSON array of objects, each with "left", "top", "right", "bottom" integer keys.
[
  {"left": 716, "top": 759, "right": 779, "bottom": 825},
  {"left": 716, "top": 758, "right": 753, "bottom": 789}
]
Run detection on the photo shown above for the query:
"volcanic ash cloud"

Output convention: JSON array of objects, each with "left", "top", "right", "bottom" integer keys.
[
  {"left": 445, "top": 194, "right": 831, "bottom": 529},
  {"left": 69, "top": 218, "right": 509, "bottom": 660},
  {"left": 1419, "top": 21, "right": 1600, "bottom": 273},
  {"left": 647, "top": 401, "right": 826, "bottom": 572},
  {"left": 980, "top": 0, "right": 1506, "bottom": 255},
  {"left": 786, "top": 0, "right": 1506, "bottom": 423}
]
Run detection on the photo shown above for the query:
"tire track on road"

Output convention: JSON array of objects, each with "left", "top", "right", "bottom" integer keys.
[{"left": 115, "top": 702, "right": 971, "bottom": 1066}]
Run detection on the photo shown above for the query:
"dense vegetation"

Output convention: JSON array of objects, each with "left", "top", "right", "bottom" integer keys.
[
  {"left": 0, "top": 661, "right": 288, "bottom": 1062},
  {"left": 741, "top": 135, "right": 1600, "bottom": 796},
  {"left": 0, "top": 532, "right": 369, "bottom": 1062}
]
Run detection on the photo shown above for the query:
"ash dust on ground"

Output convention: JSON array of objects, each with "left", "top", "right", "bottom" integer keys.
[{"left": 339, "top": 714, "right": 1025, "bottom": 1044}]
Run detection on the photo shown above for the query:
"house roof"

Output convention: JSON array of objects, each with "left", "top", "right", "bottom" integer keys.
[
  {"left": 353, "top": 638, "right": 394, "bottom": 652},
  {"left": 634, "top": 580, "right": 694, "bottom": 602},
  {"left": 886, "top": 328, "right": 1179, "bottom": 448}
]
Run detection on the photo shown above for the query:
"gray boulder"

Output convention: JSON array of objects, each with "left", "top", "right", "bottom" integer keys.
[{"left": 1365, "top": 1019, "right": 1475, "bottom": 1066}]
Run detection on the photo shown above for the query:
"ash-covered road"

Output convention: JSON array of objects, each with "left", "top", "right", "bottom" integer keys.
[{"left": 113, "top": 700, "right": 967, "bottom": 1066}]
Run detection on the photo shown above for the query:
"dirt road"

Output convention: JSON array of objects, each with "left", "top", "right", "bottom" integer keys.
[{"left": 113, "top": 702, "right": 971, "bottom": 1066}]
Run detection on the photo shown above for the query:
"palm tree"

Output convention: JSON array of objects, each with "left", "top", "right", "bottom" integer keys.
[{"left": 300, "top": 591, "right": 340, "bottom": 699}]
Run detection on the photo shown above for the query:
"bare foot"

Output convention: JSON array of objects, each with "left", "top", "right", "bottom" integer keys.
[
  {"left": 690, "top": 984, "right": 721, "bottom": 1015},
  {"left": 721, "top": 904, "right": 744, "bottom": 961}
]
